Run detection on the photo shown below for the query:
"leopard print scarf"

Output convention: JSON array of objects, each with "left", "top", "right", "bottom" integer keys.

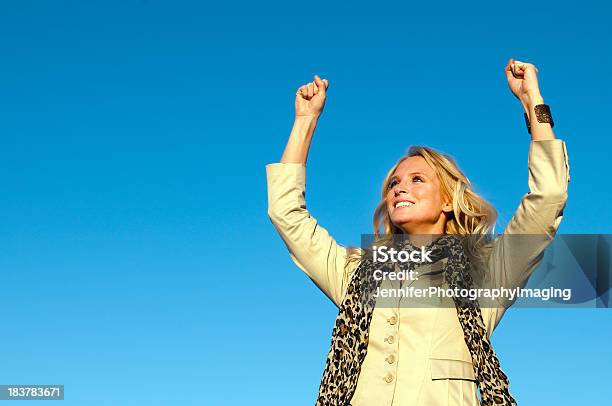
[{"left": 315, "top": 234, "right": 517, "bottom": 406}]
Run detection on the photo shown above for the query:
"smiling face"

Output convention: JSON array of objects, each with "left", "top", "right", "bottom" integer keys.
[{"left": 385, "top": 155, "right": 453, "bottom": 235}]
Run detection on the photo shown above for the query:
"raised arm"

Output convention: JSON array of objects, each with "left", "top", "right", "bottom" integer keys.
[
  {"left": 267, "top": 76, "right": 351, "bottom": 308},
  {"left": 281, "top": 75, "right": 329, "bottom": 164},
  {"left": 501, "top": 59, "right": 570, "bottom": 234},
  {"left": 484, "top": 59, "right": 571, "bottom": 333},
  {"left": 505, "top": 58, "right": 556, "bottom": 142}
]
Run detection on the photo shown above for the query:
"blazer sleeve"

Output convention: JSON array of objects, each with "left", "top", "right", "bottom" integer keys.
[
  {"left": 266, "top": 162, "right": 351, "bottom": 307},
  {"left": 484, "top": 139, "right": 571, "bottom": 334}
]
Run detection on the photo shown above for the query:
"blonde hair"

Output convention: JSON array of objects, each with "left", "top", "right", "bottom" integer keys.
[{"left": 344, "top": 146, "right": 497, "bottom": 284}]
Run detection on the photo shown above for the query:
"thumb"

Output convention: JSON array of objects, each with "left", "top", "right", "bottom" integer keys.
[
  {"left": 314, "top": 75, "right": 328, "bottom": 95},
  {"left": 505, "top": 63, "right": 515, "bottom": 82}
]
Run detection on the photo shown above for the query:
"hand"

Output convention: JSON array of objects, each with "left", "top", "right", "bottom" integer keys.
[
  {"left": 504, "top": 58, "right": 542, "bottom": 108},
  {"left": 295, "top": 75, "right": 329, "bottom": 118}
]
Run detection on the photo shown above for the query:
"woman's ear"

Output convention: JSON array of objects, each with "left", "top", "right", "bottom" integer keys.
[{"left": 442, "top": 198, "right": 453, "bottom": 214}]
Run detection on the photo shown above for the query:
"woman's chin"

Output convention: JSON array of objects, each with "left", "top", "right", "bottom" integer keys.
[{"left": 390, "top": 216, "right": 416, "bottom": 228}]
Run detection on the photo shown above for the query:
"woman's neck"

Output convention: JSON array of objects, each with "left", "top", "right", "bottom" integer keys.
[{"left": 404, "top": 233, "right": 444, "bottom": 248}]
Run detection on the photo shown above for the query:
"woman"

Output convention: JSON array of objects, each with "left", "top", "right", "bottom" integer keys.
[{"left": 266, "top": 59, "right": 570, "bottom": 406}]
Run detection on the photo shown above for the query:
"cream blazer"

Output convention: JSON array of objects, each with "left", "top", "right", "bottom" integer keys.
[{"left": 266, "top": 139, "right": 570, "bottom": 406}]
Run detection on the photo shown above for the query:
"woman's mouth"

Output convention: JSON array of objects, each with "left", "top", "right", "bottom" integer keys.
[{"left": 395, "top": 201, "right": 415, "bottom": 209}]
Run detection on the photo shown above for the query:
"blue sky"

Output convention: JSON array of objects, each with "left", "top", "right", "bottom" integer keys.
[{"left": 0, "top": 0, "right": 610, "bottom": 404}]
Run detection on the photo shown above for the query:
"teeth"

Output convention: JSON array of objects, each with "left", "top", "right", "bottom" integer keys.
[{"left": 395, "top": 201, "right": 414, "bottom": 208}]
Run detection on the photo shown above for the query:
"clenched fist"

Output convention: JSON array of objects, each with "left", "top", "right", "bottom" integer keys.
[
  {"left": 505, "top": 58, "right": 542, "bottom": 107},
  {"left": 295, "top": 75, "right": 329, "bottom": 118}
]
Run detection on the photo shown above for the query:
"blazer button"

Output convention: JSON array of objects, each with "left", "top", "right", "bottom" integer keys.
[
  {"left": 386, "top": 354, "right": 396, "bottom": 364},
  {"left": 385, "top": 335, "right": 395, "bottom": 344},
  {"left": 384, "top": 373, "right": 394, "bottom": 383},
  {"left": 388, "top": 316, "right": 397, "bottom": 325}
]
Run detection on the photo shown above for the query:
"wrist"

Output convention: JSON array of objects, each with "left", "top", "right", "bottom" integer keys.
[
  {"left": 292, "top": 114, "right": 319, "bottom": 138},
  {"left": 521, "top": 97, "right": 555, "bottom": 139},
  {"left": 525, "top": 92, "right": 544, "bottom": 109},
  {"left": 294, "top": 114, "right": 320, "bottom": 123}
]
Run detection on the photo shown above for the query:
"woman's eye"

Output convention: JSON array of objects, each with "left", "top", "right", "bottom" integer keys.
[{"left": 388, "top": 176, "right": 423, "bottom": 189}]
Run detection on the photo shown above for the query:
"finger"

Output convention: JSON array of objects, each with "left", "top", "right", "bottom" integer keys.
[
  {"left": 505, "top": 58, "right": 519, "bottom": 78},
  {"left": 298, "top": 85, "right": 307, "bottom": 97},
  {"left": 307, "top": 82, "right": 314, "bottom": 98},
  {"left": 519, "top": 62, "right": 537, "bottom": 76},
  {"left": 513, "top": 60, "right": 532, "bottom": 76},
  {"left": 524, "top": 64, "right": 537, "bottom": 73},
  {"left": 505, "top": 65, "right": 515, "bottom": 82},
  {"left": 323, "top": 79, "right": 329, "bottom": 89},
  {"left": 512, "top": 63, "right": 524, "bottom": 77},
  {"left": 314, "top": 74, "right": 322, "bottom": 85},
  {"left": 314, "top": 74, "right": 326, "bottom": 96},
  {"left": 313, "top": 80, "right": 319, "bottom": 95},
  {"left": 504, "top": 58, "right": 513, "bottom": 76}
]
